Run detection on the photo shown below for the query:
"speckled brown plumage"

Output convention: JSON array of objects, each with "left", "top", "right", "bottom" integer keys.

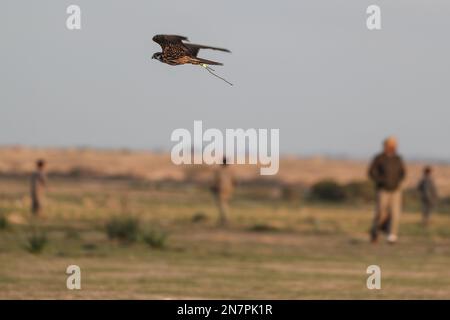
[{"left": 152, "top": 34, "right": 230, "bottom": 66}]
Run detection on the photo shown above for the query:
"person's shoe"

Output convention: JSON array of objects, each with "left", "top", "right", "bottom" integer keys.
[
  {"left": 387, "top": 234, "right": 397, "bottom": 244},
  {"left": 370, "top": 233, "right": 378, "bottom": 244},
  {"left": 218, "top": 219, "right": 228, "bottom": 228},
  {"left": 380, "top": 219, "right": 390, "bottom": 233}
]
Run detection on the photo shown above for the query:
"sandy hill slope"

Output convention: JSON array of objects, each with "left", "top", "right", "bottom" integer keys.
[{"left": 1, "top": 146, "right": 449, "bottom": 195}]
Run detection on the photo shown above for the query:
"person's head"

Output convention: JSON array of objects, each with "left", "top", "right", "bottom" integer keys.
[
  {"left": 221, "top": 156, "right": 228, "bottom": 167},
  {"left": 424, "top": 166, "right": 432, "bottom": 176},
  {"left": 383, "top": 136, "right": 398, "bottom": 156},
  {"left": 36, "top": 159, "right": 45, "bottom": 170}
]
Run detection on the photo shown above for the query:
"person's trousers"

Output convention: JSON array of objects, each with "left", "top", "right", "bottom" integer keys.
[
  {"left": 371, "top": 189, "right": 402, "bottom": 240},
  {"left": 215, "top": 195, "right": 230, "bottom": 225},
  {"left": 421, "top": 200, "right": 433, "bottom": 226},
  {"left": 31, "top": 195, "right": 42, "bottom": 216}
]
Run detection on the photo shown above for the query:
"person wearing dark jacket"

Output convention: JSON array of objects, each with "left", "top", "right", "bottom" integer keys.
[
  {"left": 417, "top": 166, "right": 438, "bottom": 227},
  {"left": 30, "top": 159, "right": 47, "bottom": 216},
  {"left": 368, "top": 137, "right": 406, "bottom": 244}
]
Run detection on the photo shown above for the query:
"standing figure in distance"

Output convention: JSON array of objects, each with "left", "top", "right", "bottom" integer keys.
[
  {"left": 368, "top": 137, "right": 406, "bottom": 244},
  {"left": 30, "top": 159, "right": 47, "bottom": 217},
  {"left": 211, "top": 157, "right": 235, "bottom": 226},
  {"left": 417, "top": 166, "right": 438, "bottom": 227}
]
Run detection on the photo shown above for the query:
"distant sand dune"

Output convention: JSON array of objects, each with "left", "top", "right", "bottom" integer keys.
[{"left": 1, "top": 146, "right": 450, "bottom": 195}]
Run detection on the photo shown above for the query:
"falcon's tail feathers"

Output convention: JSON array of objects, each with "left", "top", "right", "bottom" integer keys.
[
  {"left": 188, "top": 43, "right": 231, "bottom": 53},
  {"left": 192, "top": 57, "right": 223, "bottom": 66}
]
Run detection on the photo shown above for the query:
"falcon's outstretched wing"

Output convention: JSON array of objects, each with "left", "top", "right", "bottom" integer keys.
[{"left": 152, "top": 34, "right": 189, "bottom": 49}]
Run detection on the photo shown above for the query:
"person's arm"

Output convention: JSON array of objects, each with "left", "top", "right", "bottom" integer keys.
[
  {"left": 210, "top": 170, "right": 219, "bottom": 194},
  {"left": 430, "top": 179, "right": 439, "bottom": 202},
  {"left": 368, "top": 156, "right": 381, "bottom": 184},
  {"left": 39, "top": 172, "right": 48, "bottom": 189},
  {"left": 398, "top": 157, "right": 406, "bottom": 182},
  {"left": 231, "top": 171, "right": 237, "bottom": 187},
  {"left": 423, "top": 180, "right": 432, "bottom": 200},
  {"left": 417, "top": 179, "right": 424, "bottom": 193}
]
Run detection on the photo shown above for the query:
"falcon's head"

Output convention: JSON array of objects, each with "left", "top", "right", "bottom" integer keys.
[{"left": 152, "top": 52, "right": 163, "bottom": 62}]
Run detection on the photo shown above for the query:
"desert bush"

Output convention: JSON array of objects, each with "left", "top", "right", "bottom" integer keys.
[
  {"left": 192, "top": 212, "right": 208, "bottom": 223},
  {"left": 142, "top": 228, "right": 168, "bottom": 249},
  {"left": 309, "top": 179, "right": 347, "bottom": 202},
  {"left": 342, "top": 180, "right": 374, "bottom": 203},
  {"left": 82, "top": 243, "right": 97, "bottom": 251},
  {"left": 106, "top": 216, "right": 139, "bottom": 243},
  {"left": 438, "top": 196, "right": 450, "bottom": 214},
  {"left": 26, "top": 231, "right": 48, "bottom": 254},
  {"left": 282, "top": 184, "right": 306, "bottom": 203},
  {"left": 67, "top": 166, "right": 99, "bottom": 178},
  {"left": 249, "top": 223, "right": 280, "bottom": 233},
  {"left": 65, "top": 228, "right": 81, "bottom": 240},
  {"left": 0, "top": 213, "right": 8, "bottom": 230},
  {"left": 238, "top": 185, "right": 282, "bottom": 202},
  {"left": 402, "top": 190, "right": 450, "bottom": 214},
  {"left": 403, "top": 188, "right": 422, "bottom": 212}
]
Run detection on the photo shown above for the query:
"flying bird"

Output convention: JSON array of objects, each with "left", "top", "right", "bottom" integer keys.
[{"left": 152, "top": 34, "right": 233, "bottom": 85}]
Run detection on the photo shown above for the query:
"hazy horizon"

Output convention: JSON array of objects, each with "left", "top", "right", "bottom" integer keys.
[
  {"left": 2, "top": 143, "right": 450, "bottom": 164},
  {"left": 2, "top": 1, "right": 450, "bottom": 160}
]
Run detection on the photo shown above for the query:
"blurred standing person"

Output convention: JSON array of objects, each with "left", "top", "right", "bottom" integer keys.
[
  {"left": 417, "top": 166, "right": 438, "bottom": 227},
  {"left": 368, "top": 137, "right": 406, "bottom": 244},
  {"left": 30, "top": 159, "right": 47, "bottom": 217},
  {"left": 211, "top": 157, "right": 235, "bottom": 226}
]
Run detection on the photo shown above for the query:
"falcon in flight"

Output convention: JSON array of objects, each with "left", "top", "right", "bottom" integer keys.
[{"left": 152, "top": 34, "right": 230, "bottom": 66}]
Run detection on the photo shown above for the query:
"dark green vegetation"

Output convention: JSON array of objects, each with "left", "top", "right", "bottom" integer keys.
[
  {"left": 25, "top": 230, "right": 48, "bottom": 254},
  {"left": 106, "top": 216, "right": 140, "bottom": 244}
]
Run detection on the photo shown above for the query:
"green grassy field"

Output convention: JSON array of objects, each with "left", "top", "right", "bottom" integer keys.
[{"left": 0, "top": 177, "right": 450, "bottom": 299}]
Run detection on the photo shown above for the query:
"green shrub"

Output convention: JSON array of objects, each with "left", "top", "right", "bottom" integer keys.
[
  {"left": 65, "top": 228, "right": 81, "bottom": 239},
  {"left": 403, "top": 188, "right": 422, "bottom": 212},
  {"left": 343, "top": 180, "right": 374, "bottom": 203},
  {"left": 82, "top": 243, "right": 98, "bottom": 251},
  {"left": 192, "top": 212, "right": 208, "bottom": 223},
  {"left": 26, "top": 231, "right": 48, "bottom": 254},
  {"left": 0, "top": 214, "right": 8, "bottom": 230},
  {"left": 238, "top": 186, "right": 282, "bottom": 201},
  {"left": 142, "top": 228, "right": 168, "bottom": 249},
  {"left": 438, "top": 196, "right": 450, "bottom": 214},
  {"left": 282, "top": 184, "right": 305, "bottom": 203},
  {"left": 310, "top": 179, "right": 347, "bottom": 202},
  {"left": 249, "top": 223, "right": 280, "bottom": 233},
  {"left": 106, "top": 216, "right": 139, "bottom": 243}
]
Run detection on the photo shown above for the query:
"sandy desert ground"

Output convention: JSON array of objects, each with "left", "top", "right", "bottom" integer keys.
[{"left": 0, "top": 173, "right": 449, "bottom": 299}]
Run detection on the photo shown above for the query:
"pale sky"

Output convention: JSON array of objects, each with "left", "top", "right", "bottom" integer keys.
[{"left": 1, "top": 0, "right": 449, "bottom": 159}]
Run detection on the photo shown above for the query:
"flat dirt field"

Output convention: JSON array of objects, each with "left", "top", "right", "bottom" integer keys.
[{"left": 1, "top": 177, "right": 450, "bottom": 299}]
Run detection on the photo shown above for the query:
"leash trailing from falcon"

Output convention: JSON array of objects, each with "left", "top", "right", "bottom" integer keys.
[{"left": 152, "top": 34, "right": 233, "bottom": 86}]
